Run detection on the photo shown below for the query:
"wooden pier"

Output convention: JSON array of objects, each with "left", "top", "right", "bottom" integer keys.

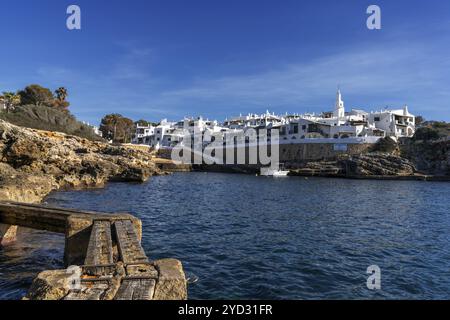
[{"left": 0, "top": 201, "right": 187, "bottom": 300}]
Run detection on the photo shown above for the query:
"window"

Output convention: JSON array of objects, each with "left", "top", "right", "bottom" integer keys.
[
  {"left": 308, "top": 124, "right": 320, "bottom": 133},
  {"left": 374, "top": 117, "right": 380, "bottom": 122}
]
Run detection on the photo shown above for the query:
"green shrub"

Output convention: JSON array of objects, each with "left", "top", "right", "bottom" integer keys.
[
  {"left": 413, "top": 127, "right": 440, "bottom": 141},
  {"left": 372, "top": 137, "right": 398, "bottom": 153},
  {"left": 0, "top": 105, "right": 103, "bottom": 141}
]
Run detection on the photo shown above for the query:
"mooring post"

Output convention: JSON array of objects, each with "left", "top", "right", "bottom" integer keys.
[
  {"left": 0, "top": 224, "right": 18, "bottom": 246},
  {"left": 64, "top": 215, "right": 93, "bottom": 267}
]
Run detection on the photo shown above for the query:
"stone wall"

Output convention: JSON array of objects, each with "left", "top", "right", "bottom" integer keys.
[
  {"left": 160, "top": 143, "right": 374, "bottom": 167},
  {"left": 279, "top": 143, "right": 373, "bottom": 163}
]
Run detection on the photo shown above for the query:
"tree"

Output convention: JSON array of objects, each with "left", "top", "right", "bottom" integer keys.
[
  {"left": 0, "top": 92, "right": 21, "bottom": 113},
  {"left": 99, "top": 114, "right": 134, "bottom": 143},
  {"left": 135, "top": 119, "right": 156, "bottom": 127},
  {"left": 53, "top": 87, "right": 70, "bottom": 109},
  {"left": 18, "top": 84, "right": 54, "bottom": 107},
  {"left": 413, "top": 127, "right": 440, "bottom": 141},
  {"left": 415, "top": 115, "right": 424, "bottom": 126}
]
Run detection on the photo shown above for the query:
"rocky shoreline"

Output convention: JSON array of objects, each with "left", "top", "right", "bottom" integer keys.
[
  {"left": 0, "top": 118, "right": 165, "bottom": 247},
  {"left": 287, "top": 138, "right": 449, "bottom": 180},
  {"left": 0, "top": 120, "right": 191, "bottom": 300},
  {"left": 1, "top": 118, "right": 448, "bottom": 204},
  {"left": 0, "top": 119, "right": 448, "bottom": 300},
  {"left": 288, "top": 153, "right": 417, "bottom": 178},
  {"left": 0, "top": 119, "right": 161, "bottom": 204}
]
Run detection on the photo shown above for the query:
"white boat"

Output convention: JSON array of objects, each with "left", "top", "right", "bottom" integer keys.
[{"left": 260, "top": 167, "right": 289, "bottom": 177}]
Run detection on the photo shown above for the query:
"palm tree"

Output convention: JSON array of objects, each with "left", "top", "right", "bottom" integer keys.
[
  {"left": 54, "top": 87, "right": 68, "bottom": 101},
  {"left": 0, "top": 92, "right": 21, "bottom": 113}
]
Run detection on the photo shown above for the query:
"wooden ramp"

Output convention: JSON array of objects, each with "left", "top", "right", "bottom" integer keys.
[
  {"left": 114, "top": 277, "right": 156, "bottom": 300},
  {"left": 0, "top": 201, "right": 163, "bottom": 300},
  {"left": 67, "top": 219, "right": 156, "bottom": 300},
  {"left": 84, "top": 220, "right": 114, "bottom": 266},
  {"left": 115, "top": 220, "right": 149, "bottom": 264}
]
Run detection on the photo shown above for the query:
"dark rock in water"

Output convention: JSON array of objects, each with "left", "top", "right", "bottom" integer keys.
[
  {"left": 289, "top": 152, "right": 416, "bottom": 177},
  {"left": 342, "top": 153, "right": 416, "bottom": 176}
]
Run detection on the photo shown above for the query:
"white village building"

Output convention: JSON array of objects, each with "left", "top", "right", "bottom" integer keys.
[
  {"left": 132, "top": 124, "right": 155, "bottom": 144},
  {"left": 279, "top": 90, "right": 415, "bottom": 142},
  {"left": 131, "top": 90, "right": 416, "bottom": 149},
  {"left": 132, "top": 117, "right": 228, "bottom": 149}
]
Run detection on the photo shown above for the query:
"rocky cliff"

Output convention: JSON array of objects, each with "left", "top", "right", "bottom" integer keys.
[
  {"left": 400, "top": 138, "right": 450, "bottom": 176},
  {"left": 0, "top": 119, "right": 159, "bottom": 203},
  {"left": 288, "top": 136, "right": 450, "bottom": 179},
  {"left": 289, "top": 152, "right": 417, "bottom": 178}
]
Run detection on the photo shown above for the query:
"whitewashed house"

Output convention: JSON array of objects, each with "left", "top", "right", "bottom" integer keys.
[
  {"left": 368, "top": 106, "right": 415, "bottom": 138},
  {"left": 131, "top": 90, "right": 417, "bottom": 149},
  {"left": 132, "top": 124, "right": 155, "bottom": 144},
  {"left": 277, "top": 90, "right": 415, "bottom": 141}
]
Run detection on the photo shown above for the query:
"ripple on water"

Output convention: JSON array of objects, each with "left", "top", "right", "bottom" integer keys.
[{"left": 1, "top": 173, "right": 450, "bottom": 300}]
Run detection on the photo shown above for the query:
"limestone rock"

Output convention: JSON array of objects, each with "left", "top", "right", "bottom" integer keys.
[
  {"left": 25, "top": 269, "right": 72, "bottom": 300},
  {"left": 0, "top": 119, "right": 160, "bottom": 204},
  {"left": 343, "top": 153, "right": 416, "bottom": 176},
  {"left": 153, "top": 258, "right": 188, "bottom": 300},
  {"left": 289, "top": 152, "right": 416, "bottom": 177},
  {"left": 400, "top": 139, "right": 450, "bottom": 175},
  {"left": 0, "top": 224, "right": 18, "bottom": 245}
]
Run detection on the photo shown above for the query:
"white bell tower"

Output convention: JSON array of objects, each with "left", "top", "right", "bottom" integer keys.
[{"left": 334, "top": 89, "right": 345, "bottom": 119}]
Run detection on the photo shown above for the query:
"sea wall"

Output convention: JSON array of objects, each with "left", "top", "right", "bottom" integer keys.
[
  {"left": 157, "top": 142, "right": 374, "bottom": 166},
  {"left": 279, "top": 143, "right": 373, "bottom": 164}
]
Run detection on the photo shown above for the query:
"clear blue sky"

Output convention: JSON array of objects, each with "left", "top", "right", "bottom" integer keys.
[{"left": 1, "top": 0, "right": 450, "bottom": 124}]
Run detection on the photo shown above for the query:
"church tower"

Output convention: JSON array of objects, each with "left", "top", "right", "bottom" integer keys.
[{"left": 333, "top": 89, "right": 345, "bottom": 118}]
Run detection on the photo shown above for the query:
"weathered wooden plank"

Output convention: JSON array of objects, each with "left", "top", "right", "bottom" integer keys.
[
  {"left": 84, "top": 220, "right": 114, "bottom": 266},
  {"left": 1, "top": 201, "right": 104, "bottom": 217},
  {"left": 82, "top": 264, "right": 116, "bottom": 277},
  {"left": 126, "top": 263, "right": 158, "bottom": 278},
  {"left": 114, "top": 220, "right": 148, "bottom": 264},
  {"left": 114, "top": 278, "right": 156, "bottom": 300},
  {"left": 0, "top": 201, "right": 136, "bottom": 235},
  {"left": 64, "top": 280, "right": 110, "bottom": 300},
  {"left": 0, "top": 203, "right": 70, "bottom": 233}
]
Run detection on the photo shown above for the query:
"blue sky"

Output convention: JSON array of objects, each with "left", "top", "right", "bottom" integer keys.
[{"left": 1, "top": 0, "right": 450, "bottom": 124}]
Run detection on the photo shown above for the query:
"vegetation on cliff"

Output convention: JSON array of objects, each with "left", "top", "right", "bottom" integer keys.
[
  {"left": 0, "top": 84, "right": 101, "bottom": 141},
  {"left": 1, "top": 105, "right": 103, "bottom": 141},
  {"left": 413, "top": 121, "right": 450, "bottom": 141},
  {"left": 99, "top": 114, "right": 134, "bottom": 143},
  {"left": 401, "top": 138, "right": 449, "bottom": 175}
]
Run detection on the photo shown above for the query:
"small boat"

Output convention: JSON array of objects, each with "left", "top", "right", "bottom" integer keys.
[{"left": 260, "top": 165, "right": 289, "bottom": 177}]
